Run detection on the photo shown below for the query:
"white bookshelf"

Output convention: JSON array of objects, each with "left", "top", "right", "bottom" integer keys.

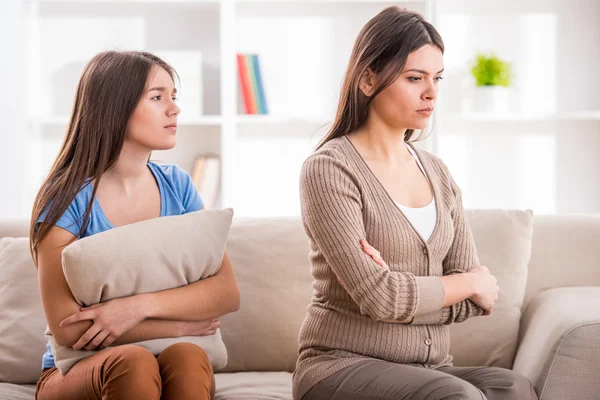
[
  {"left": 25, "top": 0, "right": 434, "bottom": 218},
  {"left": 22, "top": 0, "right": 600, "bottom": 217}
]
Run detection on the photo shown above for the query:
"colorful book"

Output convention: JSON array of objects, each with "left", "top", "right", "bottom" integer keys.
[
  {"left": 245, "top": 54, "right": 263, "bottom": 114},
  {"left": 251, "top": 54, "right": 269, "bottom": 115},
  {"left": 236, "top": 54, "right": 256, "bottom": 114}
]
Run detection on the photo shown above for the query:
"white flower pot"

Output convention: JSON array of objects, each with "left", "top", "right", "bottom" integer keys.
[{"left": 471, "top": 86, "right": 510, "bottom": 113}]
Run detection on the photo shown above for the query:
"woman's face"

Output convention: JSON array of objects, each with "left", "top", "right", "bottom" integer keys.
[
  {"left": 126, "top": 65, "right": 180, "bottom": 151},
  {"left": 370, "top": 44, "right": 444, "bottom": 131}
]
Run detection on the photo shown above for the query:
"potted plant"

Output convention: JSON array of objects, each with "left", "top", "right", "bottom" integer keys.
[{"left": 470, "top": 53, "right": 513, "bottom": 113}]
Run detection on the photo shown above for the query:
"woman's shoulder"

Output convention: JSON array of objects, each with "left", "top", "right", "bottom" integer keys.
[{"left": 303, "top": 136, "right": 355, "bottom": 169}]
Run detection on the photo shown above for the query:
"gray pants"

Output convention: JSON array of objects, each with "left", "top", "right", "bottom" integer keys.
[{"left": 302, "top": 360, "right": 537, "bottom": 400}]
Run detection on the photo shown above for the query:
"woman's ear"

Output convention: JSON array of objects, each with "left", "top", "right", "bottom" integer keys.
[{"left": 359, "top": 68, "right": 376, "bottom": 97}]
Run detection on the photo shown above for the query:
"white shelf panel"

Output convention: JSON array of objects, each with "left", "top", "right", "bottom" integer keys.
[
  {"left": 440, "top": 111, "right": 600, "bottom": 122},
  {"left": 29, "top": 115, "right": 223, "bottom": 126},
  {"left": 237, "top": 0, "right": 424, "bottom": 3},
  {"left": 236, "top": 115, "right": 331, "bottom": 125}
]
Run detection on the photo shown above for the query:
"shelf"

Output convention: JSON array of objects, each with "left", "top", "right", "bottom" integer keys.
[
  {"left": 39, "top": 0, "right": 219, "bottom": 16},
  {"left": 236, "top": 0, "right": 424, "bottom": 3},
  {"left": 236, "top": 115, "right": 332, "bottom": 125},
  {"left": 440, "top": 111, "right": 600, "bottom": 122},
  {"left": 28, "top": 115, "right": 223, "bottom": 126}
]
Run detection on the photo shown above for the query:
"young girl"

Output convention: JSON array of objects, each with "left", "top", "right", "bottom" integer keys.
[
  {"left": 294, "top": 7, "right": 536, "bottom": 400},
  {"left": 31, "top": 51, "right": 240, "bottom": 400}
]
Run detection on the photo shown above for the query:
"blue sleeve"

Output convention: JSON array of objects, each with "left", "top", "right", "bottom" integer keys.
[
  {"left": 36, "top": 199, "right": 84, "bottom": 238},
  {"left": 173, "top": 166, "right": 204, "bottom": 213}
]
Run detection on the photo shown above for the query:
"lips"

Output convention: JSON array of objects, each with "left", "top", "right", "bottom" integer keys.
[
  {"left": 164, "top": 123, "right": 177, "bottom": 128},
  {"left": 417, "top": 107, "right": 434, "bottom": 112}
]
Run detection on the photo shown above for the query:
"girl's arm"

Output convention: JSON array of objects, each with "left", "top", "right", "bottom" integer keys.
[
  {"left": 38, "top": 226, "right": 222, "bottom": 350},
  {"left": 138, "top": 251, "right": 240, "bottom": 321}
]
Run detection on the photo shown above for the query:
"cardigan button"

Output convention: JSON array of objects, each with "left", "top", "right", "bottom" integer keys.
[
  {"left": 423, "top": 247, "right": 428, "bottom": 255},
  {"left": 425, "top": 338, "right": 432, "bottom": 346}
]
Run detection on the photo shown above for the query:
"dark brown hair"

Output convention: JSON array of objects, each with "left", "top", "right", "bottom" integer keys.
[
  {"left": 317, "top": 6, "right": 444, "bottom": 149},
  {"left": 30, "top": 51, "right": 177, "bottom": 264}
]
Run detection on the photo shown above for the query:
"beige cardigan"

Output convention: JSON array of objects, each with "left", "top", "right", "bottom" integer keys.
[{"left": 293, "top": 136, "right": 483, "bottom": 400}]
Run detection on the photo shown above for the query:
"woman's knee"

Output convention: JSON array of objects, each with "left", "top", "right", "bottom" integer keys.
[
  {"left": 435, "top": 375, "right": 484, "bottom": 399},
  {"left": 480, "top": 367, "right": 537, "bottom": 400}
]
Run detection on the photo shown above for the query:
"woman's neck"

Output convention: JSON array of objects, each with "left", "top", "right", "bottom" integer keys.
[{"left": 350, "top": 118, "right": 412, "bottom": 167}]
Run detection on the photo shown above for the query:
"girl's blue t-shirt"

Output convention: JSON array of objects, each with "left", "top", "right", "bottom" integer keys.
[{"left": 38, "top": 162, "right": 204, "bottom": 369}]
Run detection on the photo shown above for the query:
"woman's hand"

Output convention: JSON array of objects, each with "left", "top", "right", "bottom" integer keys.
[
  {"left": 360, "top": 239, "right": 389, "bottom": 269},
  {"left": 180, "top": 319, "right": 221, "bottom": 337},
  {"left": 60, "top": 296, "right": 146, "bottom": 351},
  {"left": 468, "top": 265, "right": 499, "bottom": 314}
]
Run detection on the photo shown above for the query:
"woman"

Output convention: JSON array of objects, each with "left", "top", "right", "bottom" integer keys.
[
  {"left": 294, "top": 7, "right": 536, "bottom": 400},
  {"left": 31, "top": 51, "right": 240, "bottom": 400}
]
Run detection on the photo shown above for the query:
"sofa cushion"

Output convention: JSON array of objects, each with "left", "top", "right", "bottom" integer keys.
[
  {"left": 215, "top": 371, "right": 292, "bottom": 400},
  {"left": 513, "top": 287, "right": 600, "bottom": 400},
  {"left": 219, "top": 218, "right": 312, "bottom": 372},
  {"left": 0, "top": 383, "right": 36, "bottom": 400},
  {"left": 524, "top": 214, "right": 600, "bottom": 309},
  {"left": 0, "top": 238, "right": 47, "bottom": 385},
  {"left": 449, "top": 209, "right": 534, "bottom": 368},
  {"left": 51, "top": 208, "right": 233, "bottom": 375}
]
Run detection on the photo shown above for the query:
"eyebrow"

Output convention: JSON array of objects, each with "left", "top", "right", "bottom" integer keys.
[
  {"left": 148, "top": 86, "right": 177, "bottom": 93},
  {"left": 403, "top": 68, "right": 445, "bottom": 75}
]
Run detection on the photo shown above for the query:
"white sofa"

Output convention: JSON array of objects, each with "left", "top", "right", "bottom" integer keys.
[{"left": 1, "top": 210, "right": 599, "bottom": 400}]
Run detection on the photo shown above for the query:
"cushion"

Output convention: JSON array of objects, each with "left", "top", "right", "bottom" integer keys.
[
  {"left": 0, "top": 238, "right": 47, "bottom": 384},
  {"left": 214, "top": 371, "right": 292, "bottom": 400},
  {"left": 48, "top": 208, "right": 234, "bottom": 375},
  {"left": 513, "top": 287, "right": 600, "bottom": 399},
  {"left": 449, "top": 209, "right": 534, "bottom": 368},
  {"left": 0, "top": 383, "right": 36, "bottom": 400},
  {"left": 219, "top": 218, "right": 313, "bottom": 372}
]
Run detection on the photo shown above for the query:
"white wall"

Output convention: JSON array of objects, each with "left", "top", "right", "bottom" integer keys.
[
  {"left": 0, "top": 0, "right": 27, "bottom": 219},
  {"left": 436, "top": 0, "right": 600, "bottom": 214}
]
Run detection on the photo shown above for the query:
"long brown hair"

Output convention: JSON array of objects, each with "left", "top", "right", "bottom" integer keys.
[
  {"left": 317, "top": 6, "right": 444, "bottom": 149},
  {"left": 30, "top": 51, "right": 177, "bottom": 264}
]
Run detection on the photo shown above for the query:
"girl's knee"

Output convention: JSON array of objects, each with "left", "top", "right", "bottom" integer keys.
[
  {"left": 106, "top": 344, "right": 159, "bottom": 372},
  {"left": 159, "top": 342, "right": 211, "bottom": 366}
]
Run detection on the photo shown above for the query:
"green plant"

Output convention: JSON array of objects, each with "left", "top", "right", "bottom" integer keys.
[{"left": 471, "top": 53, "right": 512, "bottom": 87}]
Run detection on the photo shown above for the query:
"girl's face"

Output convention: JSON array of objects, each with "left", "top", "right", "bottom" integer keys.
[
  {"left": 126, "top": 65, "right": 180, "bottom": 151},
  {"left": 369, "top": 44, "right": 444, "bottom": 131}
]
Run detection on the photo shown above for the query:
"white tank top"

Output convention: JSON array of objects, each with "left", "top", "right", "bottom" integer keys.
[{"left": 394, "top": 143, "right": 437, "bottom": 241}]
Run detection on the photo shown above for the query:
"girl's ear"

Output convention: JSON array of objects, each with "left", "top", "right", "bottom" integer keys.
[{"left": 359, "top": 68, "right": 376, "bottom": 97}]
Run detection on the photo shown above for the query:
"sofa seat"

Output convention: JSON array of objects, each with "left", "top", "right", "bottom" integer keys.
[
  {"left": 0, "top": 383, "right": 35, "bottom": 400},
  {"left": 0, "top": 372, "right": 293, "bottom": 400}
]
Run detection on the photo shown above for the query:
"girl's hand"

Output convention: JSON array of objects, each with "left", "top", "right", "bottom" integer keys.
[
  {"left": 360, "top": 239, "right": 389, "bottom": 269},
  {"left": 60, "top": 296, "right": 145, "bottom": 351},
  {"left": 180, "top": 319, "right": 220, "bottom": 337}
]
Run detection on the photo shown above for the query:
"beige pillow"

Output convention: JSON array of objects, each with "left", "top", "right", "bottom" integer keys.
[
  {"left": 449, "top": 209, "right": 534, "bottom": 368},
  {"left": 219, "top": 217, "right": 313, "bottom": 372},
  {"left": 47, "top": 208, "right": 234, "bottom": 375},
  {"left": 0, "top": 238, "right": 48, "bottom": 384}
]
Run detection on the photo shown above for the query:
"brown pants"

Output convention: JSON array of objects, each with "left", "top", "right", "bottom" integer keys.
[
  {"left": 36, "top": 343, "right": 215, "bottom": 400},
  {"left": 302, "top": 359, "right": 537, "bottom": 400}
]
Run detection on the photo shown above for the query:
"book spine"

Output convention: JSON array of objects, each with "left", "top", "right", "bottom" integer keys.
[
  {"left": 236, "top": 54, "right": 255, "bottom": 114},
  {"left": 246, "top": 54, "right": 262, "bottom": 114},
  {"left": 252, "top": 54, "right": 269, "bottom": 115}
]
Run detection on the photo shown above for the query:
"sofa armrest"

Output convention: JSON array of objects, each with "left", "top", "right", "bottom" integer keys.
[{"left": 512, "top": 287, "right": 600, "bottom": 400}]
